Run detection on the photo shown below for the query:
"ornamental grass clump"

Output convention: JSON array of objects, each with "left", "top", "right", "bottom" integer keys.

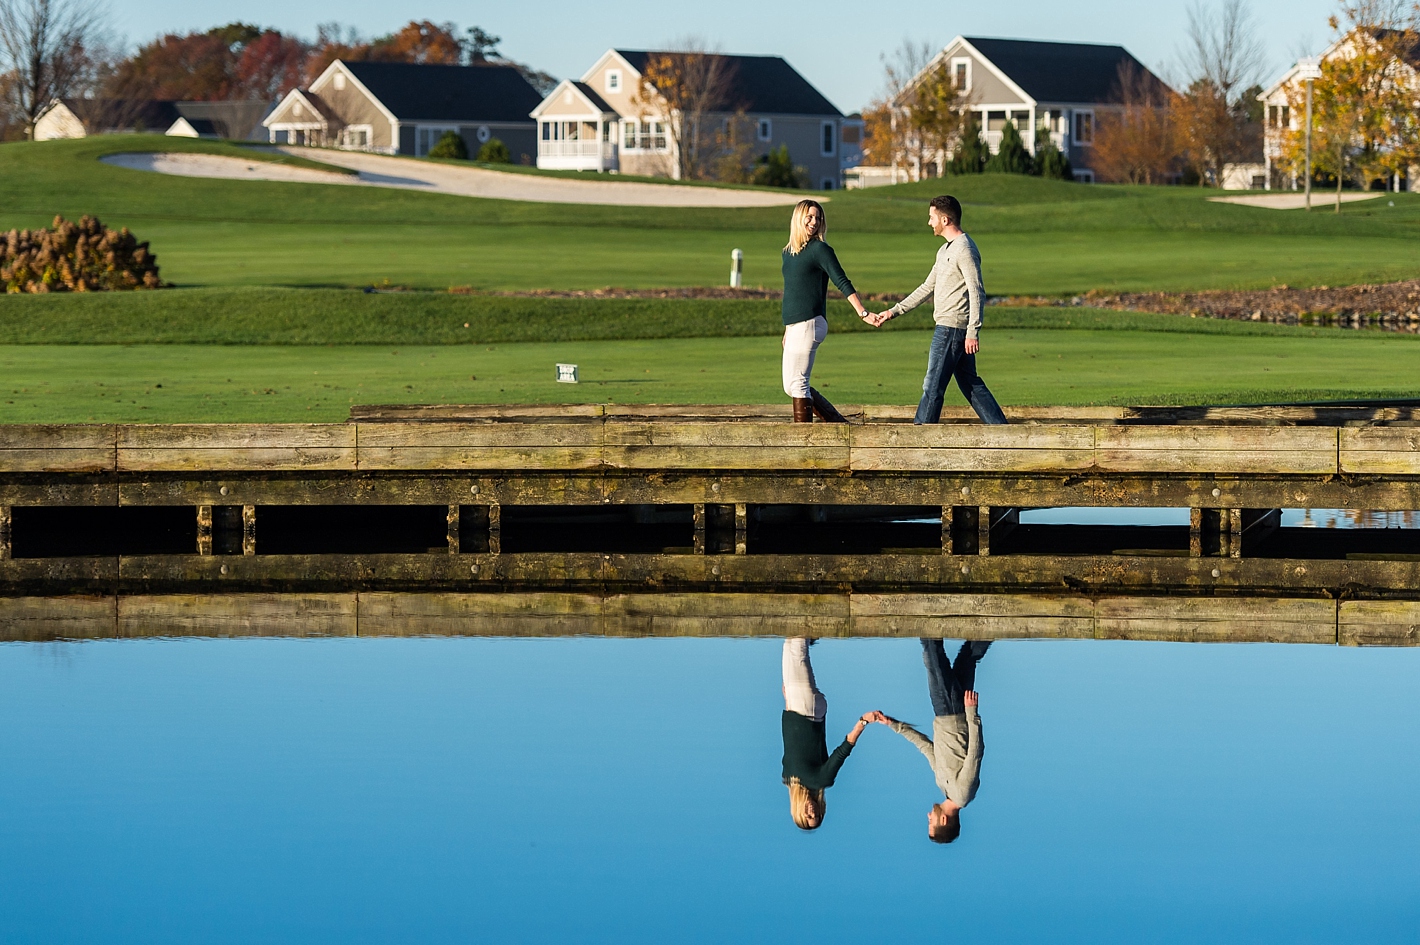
[{"left": 1, "top": 215, "right": 166, "bottom": 293}]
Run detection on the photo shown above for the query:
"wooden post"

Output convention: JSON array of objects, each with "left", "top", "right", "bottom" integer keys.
[
  {"left": 1228, "top": 508, "right": 1243, "bottom": 559},
  {"left": 197, "top": 505, "right": 213, "bottom": 556},
  {"left": 944, "top": 506, "right": 979, "bottom": 555},
  {"left": 488, "top": 503, "right": 501, "bottom": 556},
  {"left": 0, "top": 505, "right": 10, "bottom": 560},
  {"left": 734, "top": 503, "right": 747, "bottom": 555},
  {"left": 978, "top": 505, "right": 992, "bottom": 556},
  {"left": 1190, "top": 508, "right": 1230, "bottom": 557},
  {"left": 693, "top": 503, "right": 706, "bottom": 555},
  {"left": 941, "top": 505, "right": 952, "bottom": 554},
  {"left": 446, "top": 504, "right": 460, "bottom": 555},
  {"left": 242, "top": 505, "right": 256, "bottom": 556}
]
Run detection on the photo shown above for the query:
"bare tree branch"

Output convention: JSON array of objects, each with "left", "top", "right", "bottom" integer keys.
[
  {"left": 633, "top": 37, "right": 738, "bottom": 180},
  {"left": 1183, "top": 0, "right": 1267, "bottom": 97},
  {"left": 0, "top": 0, "right": 105, "bottom": 138}
]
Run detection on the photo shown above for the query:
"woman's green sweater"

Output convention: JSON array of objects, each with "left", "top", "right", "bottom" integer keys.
[{"left": 781, "top": 239, "right": 856, "bottom": 326}]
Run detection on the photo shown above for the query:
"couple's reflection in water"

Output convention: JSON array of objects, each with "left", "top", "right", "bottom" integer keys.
[{"left": 780, "top": 636, "right": 988, "bottom": 842}]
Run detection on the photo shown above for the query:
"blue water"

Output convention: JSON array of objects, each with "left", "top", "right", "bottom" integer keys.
[{"left": 2, "top": 635, "right": 1417, "bottom": 943}]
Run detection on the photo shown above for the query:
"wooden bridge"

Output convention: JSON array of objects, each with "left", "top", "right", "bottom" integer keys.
[{"left": 1, "top": 404, "right": 1418, "bottom": 618}]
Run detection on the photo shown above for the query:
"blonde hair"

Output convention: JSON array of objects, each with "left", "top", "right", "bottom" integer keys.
[
  {"left": 788, "top": 778, "right": 825, "bottom": 830},
  {"left": 784, "top": 199, "right": 826, "bottom": 255}
]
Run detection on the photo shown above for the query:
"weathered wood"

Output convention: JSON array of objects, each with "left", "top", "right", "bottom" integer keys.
[
  {"left": 735, "top": 503, "right": 748, "bottom": 555},
  {"left": 1095, "top": 427, "right": 1338, "bottom": 474},
  {"left": 693, "top": 503, "right": 706, "bottom": 555},
  {"left": 117, "top": 593, "right": 357, "bottom": 638},
  {"left": 0, "top": 594, "right": 117, "bottom": 640},
  {"left": 604, "top": 446, "right": 851, "bottom": 470},
  {"left": 446, "top": 504, "right": 459, "bottom": 555},
  {"left": 0, "top": 424, "right": 116, "bottom": 473},
  {"left": 1094, "top": 596, "right": 1336, "bottom": 643},
  {"left": 488, "top": 503, "right": 501, "bottom": 556},
  {"left": 1190, "top": 507, "right": 1230, "bottom": 557},
  {"left": 118, "top": 424, "right": 356, "bottom": 471},
  {"left": 242, "top": 505, "right": 256, "bottom": 556},
  {"left": 0, "top": 504, "right": 10, "bottom": 560},
  {"left": 1339, "top": 428, "right": 1420, "bottom": 475},
  {"left": 196, "top": 505, "right": 213, "bottom": 556},
  {"left": 360, "top": 446, "right": 606, "bottom": 471},
  {"left": 1339, "top": 600, "right": 1420, "bottom": 646}
]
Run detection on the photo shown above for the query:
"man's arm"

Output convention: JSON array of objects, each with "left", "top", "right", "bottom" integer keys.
[
  {"left": 886, "top": 718, "right": 935, "bottom": 761},
  {"left": 957, "top": 693, "right": 984, "bottom": 803},
  {"left": 884, "top": 260, "right": 938, "bottom": 320},
  {"left": 958, "top": 241, "right": 986, "bottom": 352}
]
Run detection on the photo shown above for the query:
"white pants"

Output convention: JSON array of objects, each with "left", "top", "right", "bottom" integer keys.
[
  {"left": 782, "top": 316, "right": 827, "bottom": 398},
  {"left": 782, "top": 637, "right": 827, "bottom": 721}
]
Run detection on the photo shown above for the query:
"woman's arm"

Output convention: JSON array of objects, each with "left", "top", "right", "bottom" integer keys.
[{"left": 817, "top": 243, "right": 869, "bottom": 317}]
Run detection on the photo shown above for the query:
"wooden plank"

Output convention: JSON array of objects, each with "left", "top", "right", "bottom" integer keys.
[
  {"left": 0, "top": 595, "right": 117, "bottom": 640},
  {"left": 1339, "top": 600, "right": 1420, "bottom": 646},
  {"left": 446, "top": 504, "right": 459, "bottom": 555},
  {"left": 1094, "top": 596, "right": 1336, "bottom": 643},
  {"left": 1095, "top": 427, "right": 1338, "bottom": 474},
  {"left": 734, "top": 503, "right": 748, "bottom": 555},
  {"left": 196, "top": 505, "right": 213, "bottom": 556},
  {"left": 118, "top": 424, "right": 356, "bottom": 471},
  {"left": 242, "top": 505, "right": 256, "bottom": 556},
  {"left": 851, "top": 425, "right": 1096, "bottom": 449},
  {"left": 351, "top": 404, "right": 606, "bottom": 421},
  {"left": 603, "top": 446, "right": 850, "bottom": 470},
  {"left": 359, "top": 447, "right": 606, "bottom": 471},
  {"left": 852, "top": 447, "right": 1095, "bottom": 472},
  {"left": 356, "top": 421, "right": 605, "bottom": 447},
  {"left": 604, "top": 422, "right": 849, "bottom": 447},
  {"left": 1339, "top": 428, "right": 1420, "bottom": 475},
  {"left": 693, "top": 503, "right": 706, "bottom": 555},
  {"left": 117, "top": 593, "right": 357, "bottom": 638},
  {"left": 0, "top": 424, "right": 116, "bottom": 473}
]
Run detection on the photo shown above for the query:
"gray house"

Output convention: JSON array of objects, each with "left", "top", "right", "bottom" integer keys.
[{"left": 264, "top": 60, "right": 542, "bottom": 162}]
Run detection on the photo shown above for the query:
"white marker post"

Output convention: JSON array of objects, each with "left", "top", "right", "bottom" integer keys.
[
  {"left": 1296, "top": 57, "right": 1322, "bottom": 211},
  {"left": 730, "top": 248, "right": 743, "bottom": 288}
]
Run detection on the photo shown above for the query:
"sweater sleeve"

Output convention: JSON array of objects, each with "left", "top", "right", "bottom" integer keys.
[
  {"left": 819, "top": 738, "right": 856, "bottom": 785},
  {"left": 957, "top": 705, "right": 984, "bottom": 804},
  {"left": 889, "top": 258, "right": 938, "bottom": 317},
  {"left": 889, "top": 720, "right": 935, "bottom": 761},
  {"left": 959, "top": 240, "right": 986, "bottom": 339},
  {"left": 816, "top": 241, "right": 857, "bottom": 299}
]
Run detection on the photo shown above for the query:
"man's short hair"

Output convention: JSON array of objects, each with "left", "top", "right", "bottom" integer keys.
[
  {"left": 929, "top": 195, "right": 962, "bottom": 227},
  {"left": 929, "top": 817, "right": 961, "bottom": 844}
]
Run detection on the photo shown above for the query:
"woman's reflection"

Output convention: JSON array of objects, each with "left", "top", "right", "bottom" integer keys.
[
  {"left": 780, "top": 637, "right": 880, "bottom": 830},
  {"left": 881, "top": 638, "right": 990, "bottom": 843}
]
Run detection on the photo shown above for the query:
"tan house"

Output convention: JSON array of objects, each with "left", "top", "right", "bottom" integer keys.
[
  {"left": 264, "top": 60, "right": 542, "bottom": 161},
  {"left": 874, "top": 36, "right": 1169, "bottom": 184},
  {"left": 531, "top": 49, "right": 863, "bottom": 188}
]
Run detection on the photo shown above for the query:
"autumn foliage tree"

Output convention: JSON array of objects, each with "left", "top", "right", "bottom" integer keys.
[
  {"left": 633, "top": 41, "right": 738, "bottom": 180},
  {"left": 108, "top": 23, "right": 307, "bottom": 101},
  {"left": 1093, "top": 62, "right": 1182, "bottom": 183}
]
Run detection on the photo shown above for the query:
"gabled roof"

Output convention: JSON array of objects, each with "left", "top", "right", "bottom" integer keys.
[
  {"left": 167, "top": 116, "right": 219, "bottom": 137},
  {"left": 265, "top": 88, "right": 333, "bottom": 127},
  {"left": 173, "top": 100, "right": 274, "bottom": 140},
  {"left": 961, "top": 37, "right": 1168, "bottom": 103},
  {"left": 614, "top": 50, "right": 841, "bottom": 116},
  {"left": 1261, "top": 28, "right": 1420, "bottom": 99},
  {"left": 530, "top": 79, "right": 616, "bottom": 118},
  {"left": 59, "top": 98, "right": 180, "bottom": 132},
  {"left": 338, "top": 61, "right": 542, "bottom": 122}
]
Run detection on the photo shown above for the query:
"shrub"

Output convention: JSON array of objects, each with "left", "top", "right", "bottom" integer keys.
[
  {"left": 1034, "top": 137, "right": 1073, "bottom": 180},
  {"left": 1, "top": 215, "right": 166, "bottom": 293},
  {"left": 948, "top": 113, "right": 987, "bottom": 174},
  {"left": 428, "top": 130, "right": 469, "bottom": 160},
  {"left": 984, "top": 121, "right": 1034, "bottom": 174},
  {"left": 476, "top": 138, "right": 512, "bottom": 163},
  {"left": 752, "top": 145, "right": 804, "bottom": 188}
]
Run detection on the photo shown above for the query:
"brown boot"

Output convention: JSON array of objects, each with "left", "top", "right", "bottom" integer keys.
[
  {"left": 792, "top": 397, "right": 814, "bottom": 422},
  {"left": 808, "top": 387, "right": 848, "bottom": 423}
]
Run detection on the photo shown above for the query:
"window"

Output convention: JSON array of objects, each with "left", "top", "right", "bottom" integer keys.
[
  {"left": 1072, "top": 169, "right": 1095, "bottom": 183},
  {"left": 820, "top": 120, "right": 836, "bottom": 157},
  {"left": 757, "top": 118, "right": 772, "bottom": 141},
  {"left": 333, "top": 73, "right": 346, "bottom": 91},
  {"left": 623, "top": 121, "right": 636, "bottom": 149},
  {"left": 542, "top": 121, "right": 551, "bottom": 141},
  {"left": 1281, "top": 105, "right": 1290, "bottom": 128},
  {"left": 341, "top": 124, "right": 372, "bottom": 149},
  {"left": 951, "top": 57, "right": 972, "bottom": 90},
  {"left": 651, "top": 121, "right": 666, "bottom": 150},
  {"left": 416, "top": 125, "right": 457, "bottom": 156},
  {"left": 1073, "top": 110, "right": 1094, "bottom": 145},
  {"left": 622, "top": 121, "right": 667, "bottom": 151},
  {"left": 606, "top": 69, "right": 621, "bottom": 94},
  {"left": 821, "top": 178, "right": 835, "bottom": 190}
]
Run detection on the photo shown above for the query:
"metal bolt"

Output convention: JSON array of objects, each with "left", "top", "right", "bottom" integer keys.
[
  {"left": 219, "top": 486, "right": 228, "bottom": 496},
  {"left": 219, "top": 564, "right": 228, "bottom": 574},
  {"left": 470, "top": 484, "right": 480, "bottom": 495},
  {"left": 961, "top": 486, "right": 971, "bottom": 496},
  {"left": 711, "top": 482, "right": 721, "bottom": 493},
  {"left": 1211, "top": 568, "right": 1221, "bottom": 578},
  {"left": 1211, "top": 488, "right": 1221, "bottom": 497},
  {"left": 470, "top": 564, "right": 479, "bottom": 575},
  {"left": 711, "top": 565, "right": 721, "bottom": 576},
  {"left": 960, "top": 564, "right": 970, "bottom": 574}
]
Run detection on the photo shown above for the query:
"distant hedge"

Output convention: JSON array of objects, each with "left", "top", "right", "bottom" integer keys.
[{"left": 2, "top": 215, "right": 165, "bottom": 293}]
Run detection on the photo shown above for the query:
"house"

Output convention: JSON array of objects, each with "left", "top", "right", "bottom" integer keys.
[
  {"left": 34, "top": 99, "right": 271, "bottom": 140},
  {"left": 873, "top": 36, "right": 1170, "bottom": 184},
  {"left": 530, "top": 49, "right": 863, "bottom": 188},
  {"left": 263, "top": 60, "right": 542, "bottom": 162},
  {"left": 1258, "top": 30, "right": 1419, "bottom": 192}
]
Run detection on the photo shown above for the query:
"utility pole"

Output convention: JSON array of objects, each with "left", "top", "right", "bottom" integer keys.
[{"left": 1297, "top": 58, "right": 1322, "bottom": 211}]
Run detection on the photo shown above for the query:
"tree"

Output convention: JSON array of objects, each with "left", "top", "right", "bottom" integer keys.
[
  {"left": 905, "top": 60, "right": 972, "bottom": 176},
  {"left": 476, "top": 137, "right": 510, "bottom": 163},
  {"left": 872, "top": 38, "right": 935, "bottom": 178},
  {"left": 984, "top": 120, "right": 1033, "bottom": 173},
  {"left": 752, "top": 144, "right": 803, "bottom": 188},
  {"left": 108, "top": 23, "right": 307, "bottom": 102},
  {"left": 234, "top": 31, "right": 307, "bottom": 99},
  {"left": 1093, "top": 61, "right": 1181, "bottom": 183},
  {"left": 633, "top": 40, "right": 738, "bottom": 179},
  {"left": 948, "top": 111, "right": 987, "bottom": 173},
  {"left": 368, "top": 20, "right": 462, "bottom": 65},
  {"left": 428, "top": 129, "right": 467, "bottom": 159},
  {"left": 1034, "top": 135, "right": 1073, "bottom": 179},
  {"left": 1176, "top": 0, "right": 1266, "bottom": 184},
  {"left": 0, "top": 0, "right": 103, "bottom": 138}
]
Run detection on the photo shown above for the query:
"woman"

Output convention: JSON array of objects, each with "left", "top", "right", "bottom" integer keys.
[
  {"left": 780, "top": 199, "right": 873, "bottom": 423},
  {"left": 781, "top": 637, "right": 883, "bottom": 830}
]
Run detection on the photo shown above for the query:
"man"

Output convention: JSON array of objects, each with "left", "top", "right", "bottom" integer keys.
[
  {"left": 882, "top": 638, "right": 989, "bottom": 843},
  {"left": 870, "top": 195, "right": 1008, "bottom": 426}
]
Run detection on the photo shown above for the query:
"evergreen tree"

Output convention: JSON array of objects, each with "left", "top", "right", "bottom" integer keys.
[
  {"left": 476, "top": 138, "right": 511, "bottom": 163},
  {"left": 948, "top": 112, "right": 987, "bottom": 174},
  {"left": 428, "top": 130, "right": 468, "bottom": 160},
  {"left": 984, "top": 120, "right": 1033, "bottom": 174},
  {"left": 752, "top": 145, "right": 804, "bottom": 188},
  {"left": 1033, "top": 135, "right": 1073, "bottom": 180}
]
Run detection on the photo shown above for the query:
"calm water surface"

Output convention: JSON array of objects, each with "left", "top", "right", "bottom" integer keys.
[{"left": 2, "top": 634, "right": 1417, "bottom": 943}]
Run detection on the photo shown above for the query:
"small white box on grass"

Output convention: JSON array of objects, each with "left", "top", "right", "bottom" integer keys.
[{"left": 555, "top": 363, "right": 579, "bottom": 383}]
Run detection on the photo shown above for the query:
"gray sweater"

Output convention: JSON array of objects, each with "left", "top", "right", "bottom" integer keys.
[
  {"left": 887, "top": 233, "right": 985, "bottom": 339},
  {"left": 889, "top": 706, "right": 983, "bottom": 806}
]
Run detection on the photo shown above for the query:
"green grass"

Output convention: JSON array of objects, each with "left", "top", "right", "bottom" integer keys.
[
  {"left": 0, "top": 291, "right": 1384, "bottom": 345},
  {"left": 3, "top": 328, "right": 1415, "bottom": 423}
]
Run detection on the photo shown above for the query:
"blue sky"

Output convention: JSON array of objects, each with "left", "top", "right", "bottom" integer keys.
[{"left": 114, "top": 0, "right": 1338, "bottom": 110}]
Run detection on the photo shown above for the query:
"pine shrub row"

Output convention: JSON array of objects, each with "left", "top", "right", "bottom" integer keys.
[{"left": 1, "top": 215, "right": 166, "bottom": 293}]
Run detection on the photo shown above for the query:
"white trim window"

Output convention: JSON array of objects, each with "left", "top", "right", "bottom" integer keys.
[
  {"left": 951, "top": 57, "right": 972, "bottom": 91},
  {"left": 416, "top": 125, "right": 458, "bottom": 156},
  {"left": 1072, "top": 110, "right": 1094, "bottom": 146},
  {"left": 622, "top": 120, "right": 668, "bottom": 152},
  {"left": 820, "top": 120, "right": 836, "bottom": 157},
  {"left": 757, "top": 118, "right": 772, "bottom": 141},
  {"left": 606, "top": 69, "right": 622, "bottom": 94},
  {"left": 333, "top": 72, "right": 346, "bottom": 91},
  {"left": 340, "top": 124, "right": 373, "bottom": 149}
]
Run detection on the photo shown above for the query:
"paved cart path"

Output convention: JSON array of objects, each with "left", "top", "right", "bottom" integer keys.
[{"left": 100, "top": 148, "right": 806, "bottom": 208}]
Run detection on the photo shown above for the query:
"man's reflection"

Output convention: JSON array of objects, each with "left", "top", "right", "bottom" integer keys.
[
  {"left": 780, "top": 637, "right": 878, "bottom": 830},
  {"left": 882, "top": 639, "right": 990, "bottom": 843}
]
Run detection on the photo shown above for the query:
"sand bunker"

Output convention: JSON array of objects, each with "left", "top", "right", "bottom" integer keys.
[
  {"left": 1209, "top": 192, "right": 1384, "bottom": 210},
  {"left": 101, "top": 148, "right": 807, "bottom": 208}
]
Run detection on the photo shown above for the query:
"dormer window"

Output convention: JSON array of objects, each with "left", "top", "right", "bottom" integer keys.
[{"left": 606, "top": 69, "right": 622, "bottom": 94}]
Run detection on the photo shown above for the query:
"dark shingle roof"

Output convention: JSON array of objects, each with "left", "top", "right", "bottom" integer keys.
[
  {"left": 570, "top": 81, "right": 614, "bottom": 113},
  {"left": 615, "top": 51, "right": 841, "bottom": 116},
  {"left": 173, "top": 100, "right": 274, "bottom": 140},
  {"left": 340, "top": 61, "right": 542, "bottom": 122},
  {"left": 62, "top": 98, "right": 180, "bottom": 132},
  {"left": 963, "top": 37, "right": 1169, "bottom": 103}
]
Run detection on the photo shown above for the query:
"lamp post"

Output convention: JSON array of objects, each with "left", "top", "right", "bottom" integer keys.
[{"left": 1296, "top": 57, "right": 1323, "bottom": 211}]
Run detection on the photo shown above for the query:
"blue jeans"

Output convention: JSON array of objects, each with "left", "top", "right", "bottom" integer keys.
[
  {"left": 914, "top": 326, "right": 1008, "bottom": 425},
  {"left": 921, "top": 639, "right": 991, "bottom": 717}
]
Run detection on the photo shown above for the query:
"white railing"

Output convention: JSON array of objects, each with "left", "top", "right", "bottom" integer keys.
[
  {"left": 538, "top": 141, "right": 618, "bottom": 160},
  {"left": 984, "top": 130, "right": 1003, "bottom": 153}
]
